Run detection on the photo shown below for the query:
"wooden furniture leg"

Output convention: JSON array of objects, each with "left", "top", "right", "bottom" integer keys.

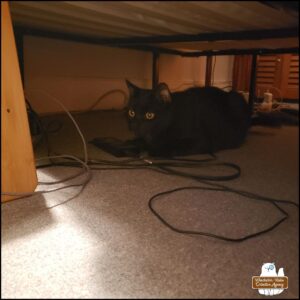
[{"left": 1, "top": 1, "right": 37, "bottom": 202}]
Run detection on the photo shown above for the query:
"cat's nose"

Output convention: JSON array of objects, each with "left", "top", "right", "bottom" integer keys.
[
  {"left": 134, "top": 130, "right": 143, "bottom": 138},
  {"left": 130, "top": 125, "right": 142, "bottom": 137}
]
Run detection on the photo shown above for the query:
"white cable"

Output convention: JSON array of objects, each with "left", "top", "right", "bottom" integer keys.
[
  {"left": 2, "top": 89, "right": 92, "bottom": 199},
  {"left": 25, "top": 89, "right": 88, "bottom": 164},
  {"left": 36, "top": 155, "right": 87, "bottom": 185},
  {"left": 2, "top": 155, "right": 91, "bottom": 197},
  {"left": 84, "top": 89, "right": 128, "bottom": 112}
]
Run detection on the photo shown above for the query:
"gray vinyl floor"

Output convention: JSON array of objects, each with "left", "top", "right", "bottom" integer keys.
[{"left": 2, "top": 110, "right": 299, "bottom": 299}]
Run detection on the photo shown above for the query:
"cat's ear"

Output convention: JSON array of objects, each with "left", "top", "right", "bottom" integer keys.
[
  {"left": 126, "top": 79, "right": 139, "bottom": 98},
  {"left": 156, "top": 82, "right": 172, "bottom": 104}
]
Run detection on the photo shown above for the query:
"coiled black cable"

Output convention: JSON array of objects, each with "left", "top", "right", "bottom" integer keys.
[
  {"left": 34, "top": 155, "right": 298, "bottom": 242},
  {"left": 18, "top": 92, "right": 298, "bottom": 242}
]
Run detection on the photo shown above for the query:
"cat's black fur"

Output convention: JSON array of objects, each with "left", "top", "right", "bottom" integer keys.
[{"left": 125, "top": 80, "right": 251, "bottom": 157}]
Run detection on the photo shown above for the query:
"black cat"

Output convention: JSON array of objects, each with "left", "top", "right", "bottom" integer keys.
[{"left": 125, "top": 80, "right": 251, "bottom": 157}]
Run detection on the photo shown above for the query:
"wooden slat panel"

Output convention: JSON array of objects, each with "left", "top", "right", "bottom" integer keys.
[
  {"left": 283, "top": 54, "right": 299, "bottom": 99},
  {"left": 257, "top": 67, "right": 277, "bottom": 72},
  {"left": 257, "top": 61, "right": 277, "bottom": 67},
  {"left": 11, "top": 1, "right": 166, "bottom": 37},
  {"left": 288, "top": 78, "right": 299, "bottom": 84},
  {"left": 257, "top": 54, "right": 298, "bottom": 100},
  {"left": 12, "top": 12, "right": 131, "bottom": 38},
  {"left": 289, "top": 73, "right": 299, "bottom": 78},
  {"left": 124, "top": 1, "right": 248, "bottom": 32},
  {"left": 115, "top": 2, "right": 215, "bottom": 33},
  {"left": 63, "top": 1, "right": 180, "bottom": 35},
  {"left": 288, "top": 55, "right": 299, "bottom": 87},
  {"left": 257, "top": 78, "right": 275, "bottom": 83},
  {"left": 256, "top": 55, "right": 277, "bottom": 90},
  {"left": 290, "top": 61, "right": 299, "bottom": 67},
  {"left": 256, "top": 75, "right": 276, "bottom": 79},
  {"left": 226, "top": 1, "right": 298, "bottom": 28},
  {"left": 8, "top": 1, "right": 299, "bottom": 40},
  {"left": 189, "top": 2, "right": 295, "bottom": 30},
  {"left": 258, "top": 56, "right": 276, "bottom": 61},
  {"left": 12, "top": 15, "right": 124, "bottom": 38}
]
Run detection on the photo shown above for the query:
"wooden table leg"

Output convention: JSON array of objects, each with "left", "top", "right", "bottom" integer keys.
[{"left": 1, "top": 1, "right": 37, "bottom": 202}]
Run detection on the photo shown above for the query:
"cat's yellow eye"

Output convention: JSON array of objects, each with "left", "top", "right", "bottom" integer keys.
[
  {"left": 128, "top": 109, "right": 135, "bottom": 118},
  {"left": 145, "top": 112, "right": 155, "bottom": 120}
]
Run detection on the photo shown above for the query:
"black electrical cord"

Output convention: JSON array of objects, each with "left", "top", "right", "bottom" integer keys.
[
  {"left": 17, "top": 94, "right": 298, "bottom": 243},
  {"left": 44, "top": 119, "right": 63, "bottom": 134},
  {"left": 26, "top": 98, "right": 63, "bottom": 157},
  {"left": 148, "top": 183, "right": 296, "bottom": 243},
  {"left": 34, "top": 154, "right": 298, "bottom": 242}
]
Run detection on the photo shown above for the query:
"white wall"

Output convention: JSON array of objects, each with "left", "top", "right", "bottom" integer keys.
[
  {"left": 211, "top": 56, "right": 235, "bottom": 88},
  {"left": 24, "top": 36, "right": 233, "bottom": 114}
]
